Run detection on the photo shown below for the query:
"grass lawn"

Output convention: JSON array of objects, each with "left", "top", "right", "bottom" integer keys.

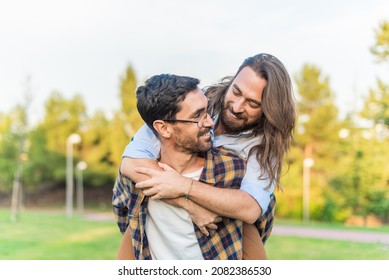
[
  {"left": 268, "top": 219, "right": 389, "bottom": 259},
  {"left": 1, "top": 209, "right": 388, "bottom": 260},
  {"left": 266, "top": 235, "right": 389, "bottom": 259},
  {"left": 0, "top": 209, "right": 121, "bottom": 260}
]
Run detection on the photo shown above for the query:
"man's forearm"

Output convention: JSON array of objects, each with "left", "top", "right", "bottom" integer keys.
[
  {"left": 131, "top": 165, "right": 263, "bottom": 223},
  {"left": 187, "top": 180, "right": 262, "bottom": 224},
  {"left": 163, "top": 197, "right": 199, "bottom": 214},
  {"left": 120, "top": 158, "right": 160, "bottom": 183},
  {"left": 164, "top": 197, "right": 221, "bottom": 236},
  {"left": 116, "top": 226, "right": 136, "bottom": 260},
  {"left": 163, "top": 197, "right": 187, "bottom": 208}
]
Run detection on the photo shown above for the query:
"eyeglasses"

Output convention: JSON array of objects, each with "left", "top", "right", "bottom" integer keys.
[{"left": 162, "top": 110, "right": 211, "bottom": 128}]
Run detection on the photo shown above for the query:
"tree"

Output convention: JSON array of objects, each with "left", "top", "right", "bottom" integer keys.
[
  {"left": 119, "top": 65, "right": 137, "bottom": 118},
  {"left": 370, "top": 21, "right": 389, "bottom": 63},
  {"left": 107, "top": 65, "right": 144, "bottom": 170},
  {"left": 119, "top": 64, "right": 144, "bottom": 134},
  {"left": 361, "top": 80, "right": 389, "bottom": 127},
  {"left": 363, "top": 21, "right": 389, "bottom": 127},
  {"left": 278, "top": 64, "right": 342, "bottom": 221},
  {"left": 41, "top": 92, "right": 86, "bottom": 154},
  {"left": 343, "top": 19, "right": 389, "bottom": 223},
  {"left": 78, "top": 111, "right": 114, "bottom": 187},
  {"left": 0, "top": 104, "right": 30, "bottom": 221},
  {"left": 23, "top": 126, "right": 64, "bottom": 185},
  {"left": 0, "top": 109, "right": 22, "bottom": 191},
  {"left": 294, "top": 64, "right": 340, "bottom": 148},
  {"left": 23, "top": 92, "right": 87, "bottom": 188},
  {"left": 328, "top": 20, "right": 389, "bottom": 224}
]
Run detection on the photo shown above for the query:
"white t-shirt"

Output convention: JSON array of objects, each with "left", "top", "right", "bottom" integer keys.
[{"left": 146, "top": 168, "right": 204, "bottom": 260}]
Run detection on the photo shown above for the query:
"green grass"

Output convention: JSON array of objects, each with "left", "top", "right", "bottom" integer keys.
[
  {"left": 1, "top": 209, "right": 388, "bottom": 260},
  {"left": 267, "top": 219, "right": 389, "bottom": 259},
  {"left": 266, "top": 235, "right": 389, "bottom": 259},
  {"left": 0, "top": 209, "right": 121, "bottom": 260}
]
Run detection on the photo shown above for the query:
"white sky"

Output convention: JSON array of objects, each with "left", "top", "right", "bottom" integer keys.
[{"left": 1, "top": 0, "right": 388, "bottom": 124}]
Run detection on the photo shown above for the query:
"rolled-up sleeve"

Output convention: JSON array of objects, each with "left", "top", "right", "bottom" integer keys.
[
  {"left": 112, "top": 173, "right": 131, "bottom": 234},
  {"left": 240, "top": 155, "right": 275, "bottom": 215}
]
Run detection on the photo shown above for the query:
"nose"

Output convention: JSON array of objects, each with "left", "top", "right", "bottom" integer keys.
[
  {"left": 204, "top": 113, "right": 214, "bottom": 128},
  {"left": 232, "top": 98, "right": 245, "bottom": 113}
]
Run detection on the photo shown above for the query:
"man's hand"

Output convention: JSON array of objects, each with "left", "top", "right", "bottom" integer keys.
[
  {"left": 185, "top": 200, "right": 222, "bottom": 236},
  {"left": 165, "top": 197, "right": 223, "bottom": 236},
  {"left": 135, "top": 163, "right": 192, "bottom": 199}
]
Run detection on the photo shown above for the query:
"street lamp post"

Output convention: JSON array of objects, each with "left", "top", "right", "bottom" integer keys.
[
  {"left": 303, "top": 157, "right": 314, "bottom": 223},
  {"left": 66, "top": 133, "right": 81, "bottom": 218},
  {"left": 76, "top": 161, "right": 87, "bottom": 216}
]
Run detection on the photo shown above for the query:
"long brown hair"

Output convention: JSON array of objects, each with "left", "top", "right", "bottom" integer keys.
[{"left": 206, "top": 53, "right": 296, "bottom": 190}]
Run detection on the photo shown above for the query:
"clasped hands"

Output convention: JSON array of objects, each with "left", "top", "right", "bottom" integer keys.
[{"left": 135, "top": 162, "right": 222, "bottom": 236}]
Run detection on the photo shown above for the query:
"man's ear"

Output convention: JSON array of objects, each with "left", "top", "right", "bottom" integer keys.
[{"left": 153, "top": 120, "right": 171, "bottom": 139}]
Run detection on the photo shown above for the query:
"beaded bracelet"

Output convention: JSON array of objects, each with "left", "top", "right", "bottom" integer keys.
[{"left": 184, "top": 179, "right": 194, "bottom": 201}]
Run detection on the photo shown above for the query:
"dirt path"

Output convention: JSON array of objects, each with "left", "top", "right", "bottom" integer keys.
[{"left": 272, "top": 225, "right": 389, "bottom": 244}]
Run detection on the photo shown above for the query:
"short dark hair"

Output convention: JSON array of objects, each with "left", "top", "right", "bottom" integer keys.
[{"left": 136, "top": 74, "right": 200, "bottom": 136}]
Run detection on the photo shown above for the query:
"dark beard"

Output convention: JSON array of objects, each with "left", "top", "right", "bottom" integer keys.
[
  {"left": 219, "top": 107, "right": 260, "bottom": 134},
  {"left": 172, "top": 127, "right": 212, "bottom": 153}
]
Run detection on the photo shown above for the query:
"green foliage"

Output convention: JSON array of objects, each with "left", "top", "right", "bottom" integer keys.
[
  {"left": 370, "top": 21, "right": 389, "bottom": 63},
  {"left": 279, "top": 64, "right": 343, "bottom": 221},
  {"left": 17, "top": 65, "right": 145, "bottom": 192},
  {"left": 119, "top": 65, "right": 137, "bottom": 115},
  {"left": 295, "top": 64, "right": 333, "bottom": 113},
  {"left": 361, "top": 79, "right": 389, "bottom": 127},
  {"left": 41, "top": 92, "right": 86, "bottom": 154},
  {"left": 106, "top": 65, "right": 144, "bottom": 170},
  {"left": 19, "top": 92, "right": 87, "bottom": 188},
  {"left": 341, "top": 19, "right": 389, "bottom": 222},
  {"left": 332, "top": 130, "right": 389, "bottom": 220},
  {"left": 279, "top": 58, "right": 389, "bottom": 223},
  {"left": 365, "top": 189, "right": 389, "bottom": 220},
  {"left": 365, "top": 20, "right": 389, "bottom": 131},
  {"left": 79, "top": 111, "right": 115, "bottom": 187},
  {"left": 294, "top": 64, "right": 341, "bottom": 146},
  {"left": 23, "top": 126, "right": 66, "bottom": 187},
  {"left": 119, "top": 65, "right": 144, "bottom": 134},
  {"left": 0, "top": 107, "right": 27, "bottom": 191}
]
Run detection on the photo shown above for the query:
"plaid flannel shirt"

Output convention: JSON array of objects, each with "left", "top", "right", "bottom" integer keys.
[
  {"left": 112, "top": 148, "right": 246, "bottom": 260},
  {"left": 254, "top": 193, "right": 276, "bottom": 244}
]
